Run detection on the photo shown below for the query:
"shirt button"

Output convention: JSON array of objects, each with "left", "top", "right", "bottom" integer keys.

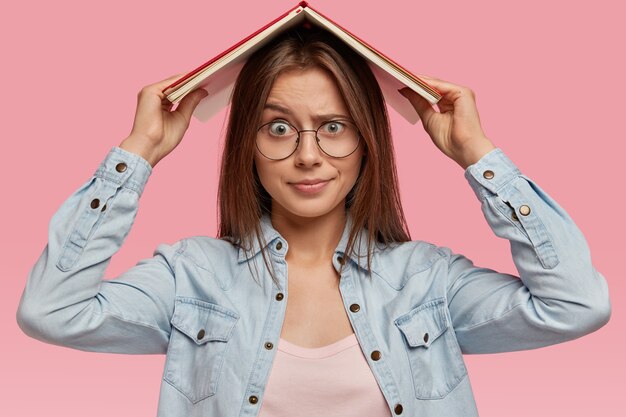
[
  {"left": 265, "top": 342, "right": 274, "bottom": 350},
  {"left": 349, "top": 303, "right": 360, "bottom": 313},
  {"left": 197, "top": 329, "right": 205, "bottom": 340},
  {"left": 483, "top": 170, "right": 495, "bottom": 180},
  {"left": 519, "top": 205, "right": 531, "bottom": 216},
  {"left": 394, "top": 404, "right": 403, "bottom": 415},
  {"left": 249, "top": 395, "right": 258, "bottom": 404},
  {"left": 337, "top": 256, "right": 344, "bottom": 264},
  {"left": 90, "top": 198, "right": 100, "bottom": 209},
  {"left": 275, "top": 241, "right": 283, "bottom": 251},
  {"left": 101, "top": 203, "right": 107, "bottom": 212},
  {"left": 423, "top": 333, "right": 429, "bottom": 343},
  {"left": 115, "top": 162, "right": 127, "bottom": 173},
  {"left": 275, "top": 292, "right": 284, "bottom": 301},
  {"left": 370, "top": 350, "right": 382, "bottom": 361}
]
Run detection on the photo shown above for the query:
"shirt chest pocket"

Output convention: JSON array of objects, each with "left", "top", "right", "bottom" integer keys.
[
  {"left": 394, "top": 297, "right": 468, "bottom": 400},
  {"left": 164, "top": 297, "right": 239, "bottom": 403}
]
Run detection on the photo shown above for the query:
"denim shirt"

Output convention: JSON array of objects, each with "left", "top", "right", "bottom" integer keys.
[{"left": 17, "top": 146, "right": 611, "bottom": 417}]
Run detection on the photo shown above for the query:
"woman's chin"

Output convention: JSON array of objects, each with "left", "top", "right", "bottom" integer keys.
[{"left": 272, "top": 200, "right": 345, "bottom": 220}]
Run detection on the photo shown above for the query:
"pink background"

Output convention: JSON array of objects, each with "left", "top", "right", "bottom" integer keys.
[{"left": 2, "top": 0, "right": 624, "bottom": 416}]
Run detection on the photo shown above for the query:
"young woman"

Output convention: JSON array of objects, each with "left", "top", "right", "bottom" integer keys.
[{"left": 17, "top": 26, "right": 610, "bottom": 417}]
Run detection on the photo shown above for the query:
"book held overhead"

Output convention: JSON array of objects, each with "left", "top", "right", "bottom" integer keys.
[{"left": 163, "top": 1, "right": 441, "bottom": 124}]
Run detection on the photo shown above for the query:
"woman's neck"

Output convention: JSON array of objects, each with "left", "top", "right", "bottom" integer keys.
[{"left": 270, "top": 204, "right": 346, "bottom": 267}]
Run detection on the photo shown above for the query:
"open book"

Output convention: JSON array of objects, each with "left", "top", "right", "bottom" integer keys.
[{"left": 163, "top": 1, "right": 441, "bottom": 124}]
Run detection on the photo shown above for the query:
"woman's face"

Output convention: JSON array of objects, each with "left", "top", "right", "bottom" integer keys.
[{"left": 254, "top": 67, "right": 364, "bottom": 220}]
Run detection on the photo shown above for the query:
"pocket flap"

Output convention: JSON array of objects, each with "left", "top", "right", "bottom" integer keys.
[
  {"left": 394, "top": 298, "right": 449, "bottom": 348},
  {"left": 171, "top": 298, "right": 239, "bottom": 345}
]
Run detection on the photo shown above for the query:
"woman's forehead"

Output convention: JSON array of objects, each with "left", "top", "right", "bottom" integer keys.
[
  {"left": 265, "top": 68, "right": 350, "bottom": 119},
  {"left": 263, "top": 101, "right": 351, "bottom": 123}
]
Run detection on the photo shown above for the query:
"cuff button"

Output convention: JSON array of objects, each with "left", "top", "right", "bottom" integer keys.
[
  {"left": 115, "top": 162, "right": 128, "bottom": 173},
  {"left": 483, "top": 170, "right": 495, "bottom": 180}
]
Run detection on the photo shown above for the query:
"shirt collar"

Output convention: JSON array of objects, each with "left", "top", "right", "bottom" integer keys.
[
  {"left": 236, "top": 212, "right": 380, "bottom": 271},
  {"left": 236, "top": 214, "right": 280, "bottom": 263}
]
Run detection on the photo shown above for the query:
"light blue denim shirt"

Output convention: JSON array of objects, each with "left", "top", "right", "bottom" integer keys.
[{"left": 17, "top": 146, "right": 611, "bottom": 417}]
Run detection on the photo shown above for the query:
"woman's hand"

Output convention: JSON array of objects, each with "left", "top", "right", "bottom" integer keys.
[
  {"left": 119, "top": 74, "right": 208, "bottom": 167},
  {"left": 399, "top": 76, "right": 496, "bottom": 169}
]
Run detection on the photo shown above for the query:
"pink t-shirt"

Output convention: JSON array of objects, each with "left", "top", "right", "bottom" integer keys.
[{"left": 258, "top": 333, "right": 391, "bottom": 417}]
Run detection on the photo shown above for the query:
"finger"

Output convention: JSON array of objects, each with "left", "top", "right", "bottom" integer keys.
[
  {"left": 416, "top": 75, "right": 465, "bottom": 95},
  {"left": 152, "top": 73, "right": 186, "bottom": 90},
  {"left": 132, "top": 76, "right": 189, "bottom": 137},
  {"left": 141, "top": 73, "right": 187, "bottom": 99},
  {"left": 175, "top": 88, "right": 209, "bottom": 121},
  {"left": 416, "top": 74, "right": 447, "bottom": 84},
  {"left": 398, "top": 88, "right": 436, "bottom": 121},
  {"left": 161, "top": 96, "right": 175, "bottom": 111}
]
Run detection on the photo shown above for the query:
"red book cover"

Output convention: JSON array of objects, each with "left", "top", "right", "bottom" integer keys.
[{"left": 163, "top": 1, "right": 440, "bottom": 124}]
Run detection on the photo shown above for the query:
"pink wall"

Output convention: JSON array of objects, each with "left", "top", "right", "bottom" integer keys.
[{"left": 2, "top": 0, "right": 623, "bottom": 416}]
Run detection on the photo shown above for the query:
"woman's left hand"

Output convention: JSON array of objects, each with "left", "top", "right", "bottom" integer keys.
[{"left": 399, "top": 76, "right": 496, "bottom": 169}]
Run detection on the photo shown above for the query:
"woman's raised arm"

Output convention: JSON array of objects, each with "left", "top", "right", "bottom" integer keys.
[
  {"left": 16, "top": 76, "right": 207, "bottom": 353},
  {"left": 400, "top": 78, "right": 611, "bottom": 353}
]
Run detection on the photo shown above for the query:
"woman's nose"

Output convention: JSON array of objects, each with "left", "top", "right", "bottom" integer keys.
[{"left": 294, "top": 131, "right": 323, "bottom": 167}]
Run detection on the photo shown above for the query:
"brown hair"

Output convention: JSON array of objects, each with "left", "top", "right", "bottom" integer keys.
[{"left": 217, "top": 25, "right": 410, "bottom": 285}]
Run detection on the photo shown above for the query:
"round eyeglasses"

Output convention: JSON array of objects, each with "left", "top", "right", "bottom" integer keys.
[{"left": 256, "top": 119, "right": 361, "bottom": 160}]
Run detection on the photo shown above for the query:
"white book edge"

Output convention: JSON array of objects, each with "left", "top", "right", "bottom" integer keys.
[
  {"left": 165, "top": 7, "right": 306, "bottom": 103},
  {"left": 167, "top": 5, "right": 436, "bottom": 124},
  {"left": 303, "top": 8, "right": 437, "bottom": 106}
]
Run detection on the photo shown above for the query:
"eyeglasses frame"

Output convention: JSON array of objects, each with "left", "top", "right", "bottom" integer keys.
[{"left": 255, "top": 119, "right": 362, "bottom": 161}]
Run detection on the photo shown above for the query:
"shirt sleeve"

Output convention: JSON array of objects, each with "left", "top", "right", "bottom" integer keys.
[
  {"left": 445, "top": 148, "right": 611, "bottom": 354},
  {"left": 17, "top": 147, "right": 180, "bottom": 354}
]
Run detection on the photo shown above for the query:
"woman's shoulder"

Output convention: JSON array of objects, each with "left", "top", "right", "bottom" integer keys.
[
  {"left": 168, "top": 235, "right": 240, "bottom": 271},
  {"left": 376, "top": 238, "right": 453, "bottom": 271},
  {"left": 366, "top": 239, "right": 456, "bottom": 290}
]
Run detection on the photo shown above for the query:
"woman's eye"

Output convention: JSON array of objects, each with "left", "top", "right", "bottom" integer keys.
[
  {"left": 269, "top": 122, "right": 292, "bottom": 136},
  {"left": 321, "top": 121, "right": 345, "bottom": 135}
]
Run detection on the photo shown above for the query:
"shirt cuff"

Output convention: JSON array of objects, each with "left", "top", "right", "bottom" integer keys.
[
  {"left": 93, "top": 147, "right": 153, "bottom": 196},
  {"left": 464, "top": 148, "right": 522, "bottom": 200}
]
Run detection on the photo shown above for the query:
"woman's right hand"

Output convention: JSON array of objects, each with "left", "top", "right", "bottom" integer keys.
[{"left": 119, "top": 74, "right": 208, "bottom": 167}]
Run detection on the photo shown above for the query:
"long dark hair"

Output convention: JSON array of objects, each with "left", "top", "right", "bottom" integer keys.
[{"left": 217, "top": 25, "right": 410, "bottom": 285}]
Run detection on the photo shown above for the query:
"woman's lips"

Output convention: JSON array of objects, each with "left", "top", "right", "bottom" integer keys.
[{"left": 290, "top": 180, "right": 331, "bottom": 194}]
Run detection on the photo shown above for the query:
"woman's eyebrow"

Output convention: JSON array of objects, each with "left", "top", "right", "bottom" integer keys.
[
  {"left": 263, "top": 102, "right": 351, "bottom": 121},
  {"left": 264, "top": 102, "right": 292, "bottom": 114}
]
